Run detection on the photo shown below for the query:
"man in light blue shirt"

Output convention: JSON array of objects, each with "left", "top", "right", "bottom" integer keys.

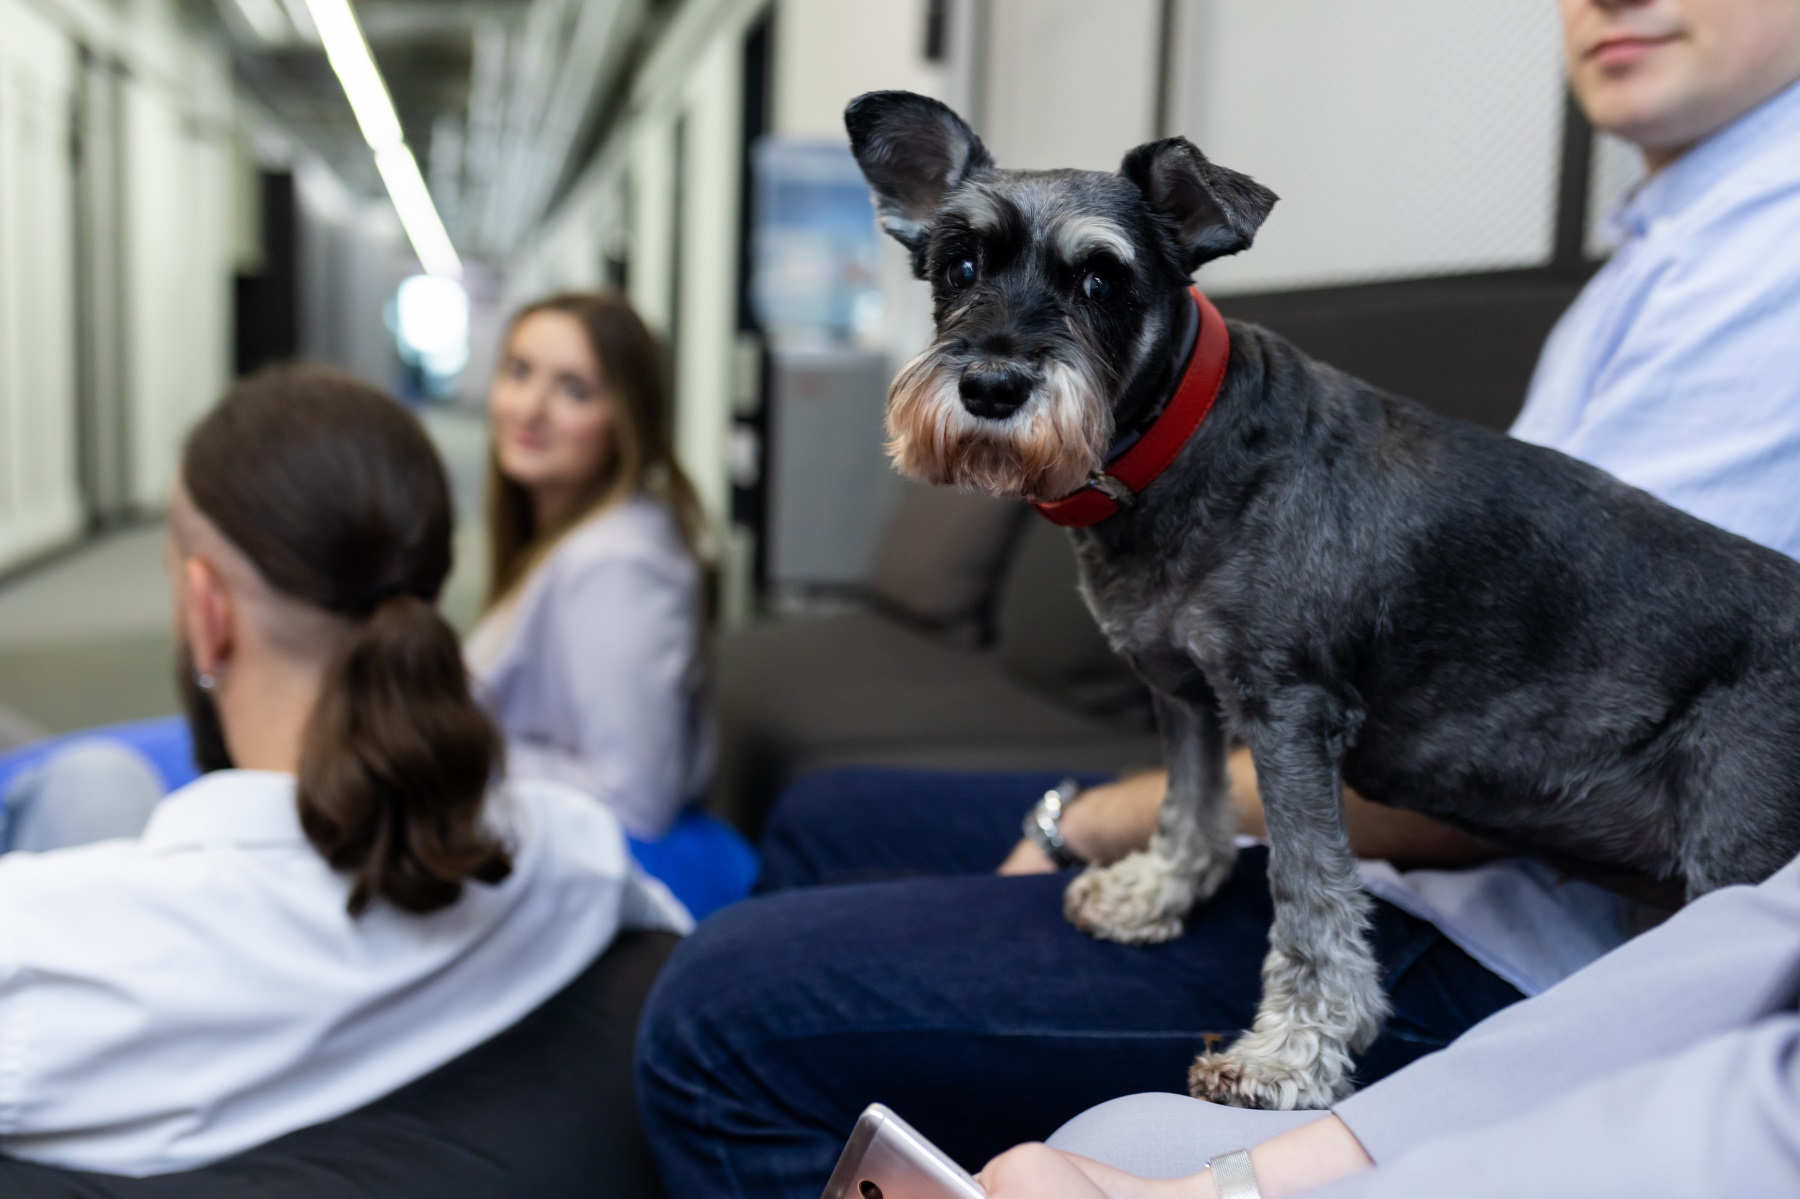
[
  {"left": 1513, "top": 22, "right": 1800, "bottom": 564},
  {"left": 1027, "top": 0, "right": 1800, "bottom": 1001},
  {"left": 972, "top": 2, "right": 1800, "bottom": 1195}
]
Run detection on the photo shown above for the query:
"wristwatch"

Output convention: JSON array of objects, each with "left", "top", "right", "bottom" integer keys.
[
  {"left": 1207, "top": 1150, "right": 1262, "bottom": 1199},
  {"left": 1022, "top": 778, "right": 1084, "bottom": 869}
]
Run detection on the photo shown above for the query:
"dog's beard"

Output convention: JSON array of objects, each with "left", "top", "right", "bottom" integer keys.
[
  {"left": 885, "top": 350, "right": 1114, "bottom": 502},
  {"left": 175, "top": 643, "right": 235, "bottom": 774}
]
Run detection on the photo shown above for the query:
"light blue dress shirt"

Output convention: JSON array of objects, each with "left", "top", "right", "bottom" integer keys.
[{"left": 1512, "top": 76, "right": 1800, "bottom": 561}]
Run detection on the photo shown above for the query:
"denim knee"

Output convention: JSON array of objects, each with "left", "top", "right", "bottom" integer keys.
[
  {"left": 754, "top": 767, "right": 886, "bottom": 892},
  {"left": 762, "top": 767, "right": 883, "bottom": 843},
  {"left": 635, "top": 896, "right": 801, "bottom": 1195}
]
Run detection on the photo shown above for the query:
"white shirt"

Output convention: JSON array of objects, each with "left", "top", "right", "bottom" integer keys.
[
  {"left": 0, "top": 770, "right": 689, "bottom": 1176},
  {"left": 467, "top": 495, "right": 713, "bottom": 839}
]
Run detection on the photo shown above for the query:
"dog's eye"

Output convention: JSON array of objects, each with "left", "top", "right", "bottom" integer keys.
[
  {"left": 1082, "top": 272, "right": 1114, "bottom": 303},
  {"left": 945, "top": 258, "right": 978, "bottom": 291}
]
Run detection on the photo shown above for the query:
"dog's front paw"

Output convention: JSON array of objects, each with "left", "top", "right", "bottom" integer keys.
[
  {"left": 1187, "top": 1045, "right": 1348, "bottom": 1111},
  {"left": 1063, "top": 851, "right": 1200, "bottom": 945}
]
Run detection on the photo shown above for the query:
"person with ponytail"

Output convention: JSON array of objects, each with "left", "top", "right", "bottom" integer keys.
[
  {"left": 466, "top": 292, "right": 712, "bottom": 840},
  {"left": 0, "top": 367, "right": 687, "bottom": 1177}
]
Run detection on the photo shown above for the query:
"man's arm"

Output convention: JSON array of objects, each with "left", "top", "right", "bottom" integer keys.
[
  {"left": 1312, "top": 1014, "right": 1800, "bottom": 1199},
  {"left": 977, "top": 1115, "right": 1373, "bottom": 1199},
  {"left": 980, "top": 865, "right": 1800, "bottom": 1199},
  {"left": 1330, "top": 850, "right": 1800, "bottom": 1163},
  {"left": 983, "top": 1006, "right": 1800, "bottom": 1199},
  {"left": 999, "top": 750, "right": 1498, "bottom": 875}
]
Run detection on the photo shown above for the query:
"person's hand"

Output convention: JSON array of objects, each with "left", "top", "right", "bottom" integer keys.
[
  {"left": 997, "top": 749, "right": 1496, "bottom": 876},
  {"left": 997, "top": 771, "right": 1170, "bottom": 876},
  {"left": 997, "top": 837, "right": 1060, "bottom": 875},
  {"left": 976, "top": 1143, "right": 1197, "bottom": 1199},
  {"left": 976, "top": 1116, "right": 1372, "bottom": 1199}
]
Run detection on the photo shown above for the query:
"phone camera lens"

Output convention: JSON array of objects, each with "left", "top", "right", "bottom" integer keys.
[{"left": 858, "top": 1182, "right": 883, "bottom": 1199}]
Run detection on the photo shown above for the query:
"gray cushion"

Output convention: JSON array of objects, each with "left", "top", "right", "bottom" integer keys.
[
  {"left": 865, "top": 482, "right": 1028, "bottom": 642},
  {"left": 0, "top": 930, "right": 678, "bottom": 1199},
  {"left": 710, "top": 610, "right": 1159, "bottom": 833},
  {"left": 995, "top": 519, "right": 1151, "bottom": 727}
]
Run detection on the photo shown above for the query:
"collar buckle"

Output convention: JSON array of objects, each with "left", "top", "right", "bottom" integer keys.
[{"left": 1087, "top": 472, "right": 1135, "bottom": 508}]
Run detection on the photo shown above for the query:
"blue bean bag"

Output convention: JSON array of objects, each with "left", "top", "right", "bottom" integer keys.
[{"left": 0, "top": 716, "right": 756, "bottom": 920}]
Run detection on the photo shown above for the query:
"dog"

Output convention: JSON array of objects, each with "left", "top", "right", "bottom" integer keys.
[{"left": 845, "top": 89, "right": 1800, "bottom": 1110}]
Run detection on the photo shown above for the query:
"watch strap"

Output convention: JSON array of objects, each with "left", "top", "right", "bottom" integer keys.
[
  {"left": 1022, "top": 778, "right": 1083, "bottom": 869},
  {"left": 1208, "top": 1149, "right": 1261, "bottom": 1199}
]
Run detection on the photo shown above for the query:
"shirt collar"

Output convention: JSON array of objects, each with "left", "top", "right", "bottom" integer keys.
[
  {"left": 141, "top": 770, "right": 307, "bottom": 852},
  {"left": 1605, "top": 75, "right": 1800, "bottom": 245}
]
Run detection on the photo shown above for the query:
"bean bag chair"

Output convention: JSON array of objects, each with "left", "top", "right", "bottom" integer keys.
[
  {"left": 0, "top": 929, "right": 680, "bottom": 1198},
  {"left": 0, "top": 718, "right": 757, "bottom": 919}
]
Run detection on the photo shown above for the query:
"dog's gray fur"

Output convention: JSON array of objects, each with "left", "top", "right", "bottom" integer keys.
[{"left": 847, "top": 90, "right": 1800, "bottom": 1109}]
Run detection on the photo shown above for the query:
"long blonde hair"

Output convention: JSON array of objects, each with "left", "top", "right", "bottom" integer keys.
[{"left": 484, "top": 292, "right": 705, "bottom": 609}]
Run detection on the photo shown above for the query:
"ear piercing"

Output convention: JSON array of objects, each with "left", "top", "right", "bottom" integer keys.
[{"left": 194, "top": 669, "right": 220, "bottom": 693}]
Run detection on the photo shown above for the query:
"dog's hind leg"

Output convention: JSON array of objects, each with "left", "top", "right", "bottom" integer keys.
[
  {"left": 1065, "top": 687, "right": 1238, "bottom": 944},
  {"left": 1189, "top": 686, "right": 1386, "bottom": 1109}
]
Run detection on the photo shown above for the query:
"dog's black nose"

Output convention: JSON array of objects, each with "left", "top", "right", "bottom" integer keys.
[{"left": 958, "top": 366, "right": 1032, "bottom": 420}]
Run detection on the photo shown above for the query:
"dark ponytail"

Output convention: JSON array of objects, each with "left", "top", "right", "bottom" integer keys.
[{"left": 183, "top": 366, "right": 511, "bottom": 915}]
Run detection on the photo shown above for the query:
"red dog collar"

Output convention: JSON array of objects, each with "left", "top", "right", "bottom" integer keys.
[{"left": 1032, "top": 287, "right": 1229, "bottom": 528}]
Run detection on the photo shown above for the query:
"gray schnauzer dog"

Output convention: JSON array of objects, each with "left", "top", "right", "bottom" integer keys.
[{"left": 845, "top": 90, "right": 1800, "bottom": 1109}]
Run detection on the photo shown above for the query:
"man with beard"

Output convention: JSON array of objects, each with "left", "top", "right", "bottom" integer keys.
[{"left": 0, "top": 367, "right": 685, "bottom": 1177}]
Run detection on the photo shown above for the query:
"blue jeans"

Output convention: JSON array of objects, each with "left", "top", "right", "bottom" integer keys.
[
  {"left": 0, "top": 741, "right": 164, "bottom": 853},
  {"left": 637, "top": 768, "right": 1526, "bottom": 1198}
]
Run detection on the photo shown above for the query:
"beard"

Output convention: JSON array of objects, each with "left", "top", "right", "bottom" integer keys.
[{"left": 175, "top": 643, "right": 235, "bottom": 774}]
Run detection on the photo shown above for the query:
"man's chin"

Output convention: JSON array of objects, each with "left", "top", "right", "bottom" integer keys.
[{"left": 1578, "top": 62, "right": 1708, "bottom": 148}]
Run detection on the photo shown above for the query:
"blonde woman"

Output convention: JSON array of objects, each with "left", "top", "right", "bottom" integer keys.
[{"left": 466, "top": 293, "right": 712, "bottom": 842}]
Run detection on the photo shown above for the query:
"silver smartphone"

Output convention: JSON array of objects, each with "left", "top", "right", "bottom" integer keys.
[{"left": 820, "top": 1103, "right": 987, "bottom": 1199}]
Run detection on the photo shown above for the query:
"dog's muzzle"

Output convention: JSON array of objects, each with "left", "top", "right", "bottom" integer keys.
[{"left": 958, "top": 364, "right": 1034, "bottom": 421}]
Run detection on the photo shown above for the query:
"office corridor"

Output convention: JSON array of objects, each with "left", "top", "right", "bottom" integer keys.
[{"left": 0, "top": 409, "right": 491, "bottom": 744}]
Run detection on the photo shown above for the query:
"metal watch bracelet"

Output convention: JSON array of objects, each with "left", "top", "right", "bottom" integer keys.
[
  {"left": 1022, "top": 778, "right": 1084, "bottom": 869},
  {"left": 1207, "top": 1149, "right": 1262, "bottom": 1199}
]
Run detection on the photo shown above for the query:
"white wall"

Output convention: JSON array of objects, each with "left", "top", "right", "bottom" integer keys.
[
  {"left": 981, "top": 0, "right": 1160, "bottom": 171},
  {"left": 1172, "top": 0, "right": 1567, "bottom": 294},
  {"left": 773, "top": 0, "right": 947, "bottom": 139},
  {"left": 0, "top": 0, "right": 81, "bottom": 568},
  {"left": 121, "top": 27, "right": 236, "bottom": 508},
  {"left": 0, "top": 0, "right": 238, "bottom": 569},
  {"left": 670, "top": 35, "right": 743, "bottom": 522}
]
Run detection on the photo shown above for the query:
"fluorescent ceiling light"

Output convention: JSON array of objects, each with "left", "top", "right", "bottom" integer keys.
[
  {"left": 305, "top": 0, "right": 404, "bottom": 149},
  {"left": 302, "top": 0, "right": 462, "bottom": 277},
  {"left": 226, "top": 0, "right": 290, "bottom": 44},
  {"left": 375, "top": 145, "right": 463, "bottom": 279}
]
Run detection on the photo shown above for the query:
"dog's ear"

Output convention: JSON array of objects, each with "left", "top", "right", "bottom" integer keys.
[
  {"left": 1121, "top": 138, "right": 1277, "bottom": 272},
  {"left": 846, "top": 91, "right": 993, "bottom": 272}
]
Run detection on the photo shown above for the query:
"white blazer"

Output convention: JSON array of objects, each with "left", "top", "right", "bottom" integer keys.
[
  {"left": 466, "top": 495, "right": 712, "bottom": 839},
  {"left": 0, "top": 770, "right": 689, "bottom": 1176}
]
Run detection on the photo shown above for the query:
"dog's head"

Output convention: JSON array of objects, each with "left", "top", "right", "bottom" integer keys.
[{"left": 846, "top": 90, "right": 1276, "bottom": 501}]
